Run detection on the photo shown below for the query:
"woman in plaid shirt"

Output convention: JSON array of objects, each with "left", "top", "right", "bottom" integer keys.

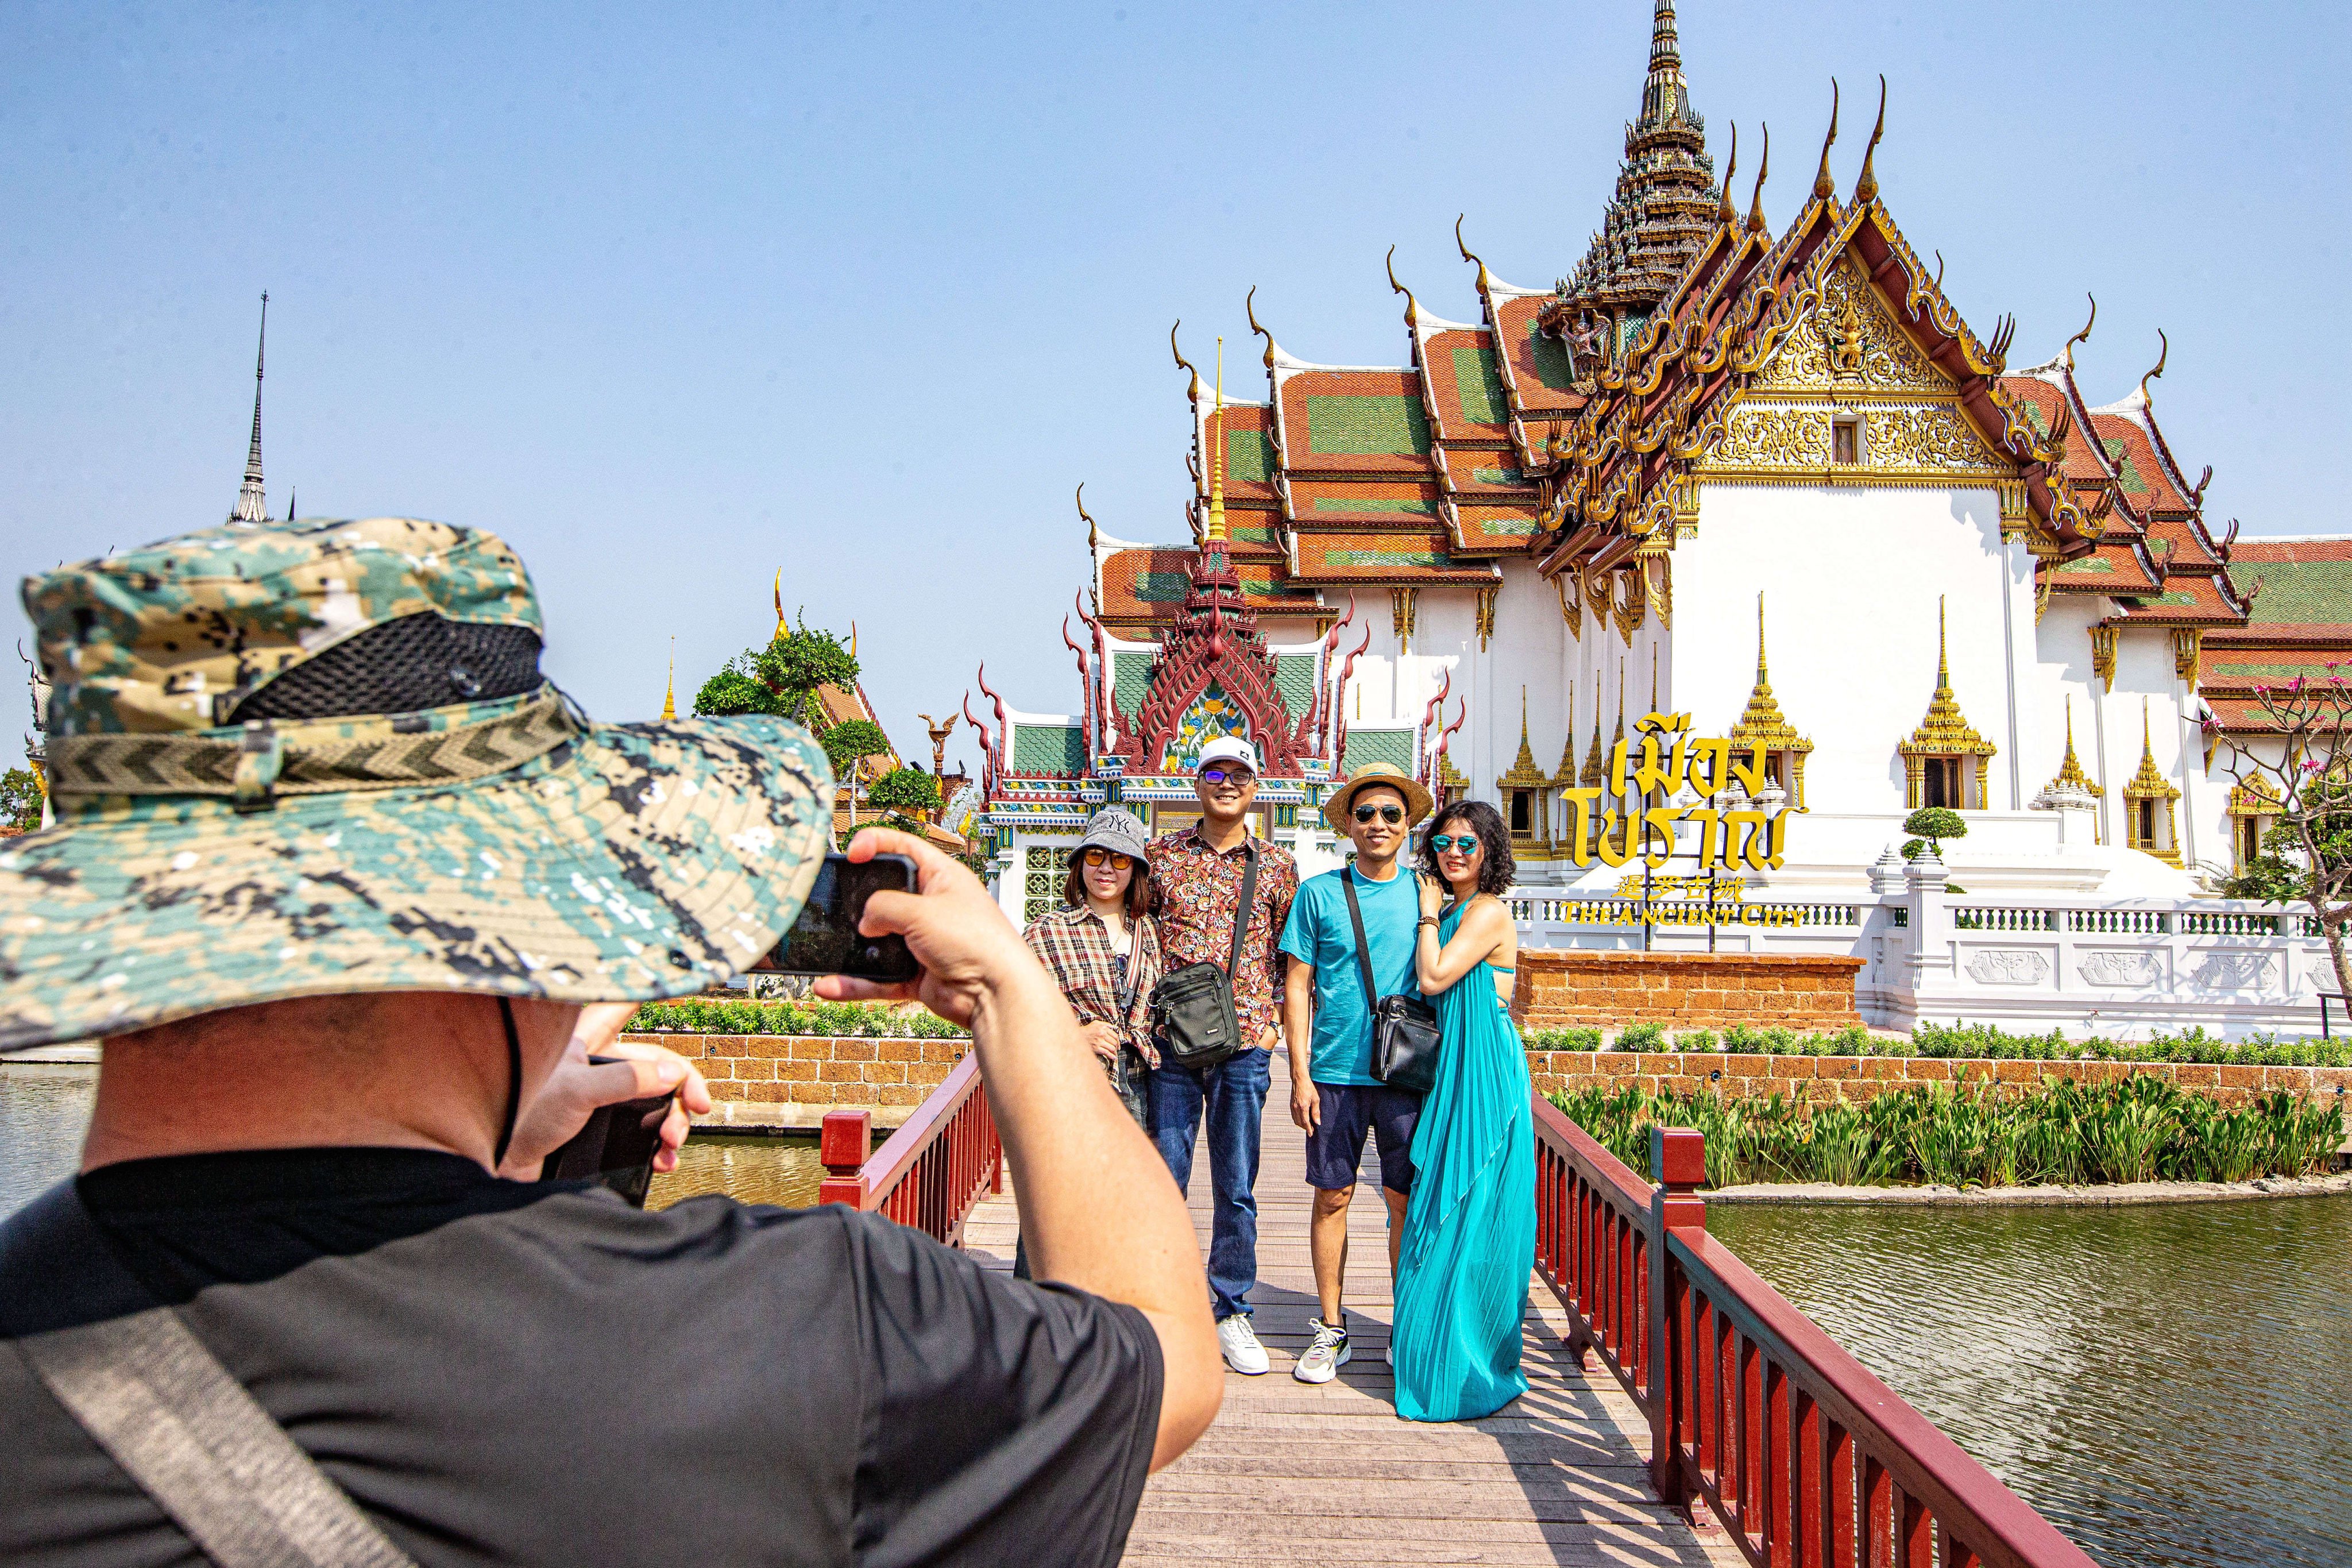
[{"left": 1022, "top": 808, "right": 1166, "bottom": 1126}]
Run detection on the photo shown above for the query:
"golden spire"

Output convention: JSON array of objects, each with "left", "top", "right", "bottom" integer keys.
[
  {"left": 1853, "top": 76, "right": 1885, "bottom": 204},
  {"left": 1649, "top": 642, "right": 1658, "bottom": 715},
  {"left": 1614, "top": 655, "right": 1627, "bottom": 748},
  {"left": 850, "top": 620, "right": 859, "bottom": 659},
  {"left": 661, "top": 638, "right": 676, "bottom": 721},
  {"left": 1899, "top": 597, "right": 1998, "bottom": 763},
  {"left": 773, "top": 569, "right": 785, "bottom": 641},
  {"left": 1731, "top": 593, "right": 1813, "bottom": 786},
  {"left": 1204, "top": 336, "right": 1227, "bottom": 543},
  {"left": 1499, "top": 686, "right": 1548, "bottom": 790},
  {"left": 1812, "top": 79, "right": 1839, "bottom": 201},
  {"left": 2046, "top": 695, "right": 2100, "bottom": 796},
  {"left": 1553, "top": 683, "right": 1579, "bottom": 784}
]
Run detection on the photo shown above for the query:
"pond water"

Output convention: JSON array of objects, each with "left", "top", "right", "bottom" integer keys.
[
  {"left": 1711, "top": 1198, "right": 2352, "bottom": 1568},
  {"left": 0, "top": 1065, "right": 825, "bottom": 1216}
]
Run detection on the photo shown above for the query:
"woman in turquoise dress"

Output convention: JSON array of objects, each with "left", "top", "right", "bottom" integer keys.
[{"left": 1391, "top": 798, "right": 1536, "bottom": 1422}]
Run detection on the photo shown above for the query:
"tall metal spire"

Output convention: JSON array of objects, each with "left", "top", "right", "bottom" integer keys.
[
  {"left": 231, "top": 293, "right": 269, "bottom": 524},
  {"left": 1640, "top": 0, "right": 1688, "bottom": 131}
]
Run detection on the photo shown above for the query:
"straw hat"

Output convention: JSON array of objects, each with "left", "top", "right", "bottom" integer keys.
[{"left": 1321, "top": 761, "right": 1433, "bottom": 830}]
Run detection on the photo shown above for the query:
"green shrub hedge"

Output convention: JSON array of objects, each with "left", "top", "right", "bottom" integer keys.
[
  {"left": 627, "top": 999, "right": 968, "bottom": 1039},
  {"left": 1521, "top": 1020, "right": 2352, "bottom": 1068},
  {"left": 1551, "top": 1074, "right": 2344, "bottom": 1189}
]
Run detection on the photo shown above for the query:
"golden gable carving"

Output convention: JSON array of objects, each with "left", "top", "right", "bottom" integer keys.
[
  {"left": 1750, "top": 256, "right": 1947, "bottom": 397},
  {"left": 1864, "top": 407, "right": 2005, "bottom": 473},
  {"left": 1708, "top": 408, "right": 1829, "bottom": 469}
]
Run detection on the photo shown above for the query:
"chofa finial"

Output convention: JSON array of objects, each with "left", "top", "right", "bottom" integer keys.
[
  {"left": 1076, "top": 483, "right": 1097, "bottom": 551},
  {"left": 1718, "top": 122, "right": 1739, "bottom": 227},
  {"left": 1853, "top": 76, "right": 1886, "bottom": 203},
  {"left": 1746, "top": 123, "right": 1771, "bottom": 233},
  {"left": 2141, "top": 329, "right": 2169, "bottom": 403},
  {"left": 1385, "top": 245, "right": 1418, "bottom": 327},
  {"left": 2064, "top": 295, "right": 2096, "bottom": 365},
  {"left": 1246, "top": 285, "right": 1274, "bottom": 369},
  {"left": 1170, "top": 320, "right": 1200, "bottom": 400},
  {"left": 1813, "top": 80, "right": 1839, "bottom": 201},
  {"left": 1454, "top": 214, "right": 1494, "bottom": 295}
]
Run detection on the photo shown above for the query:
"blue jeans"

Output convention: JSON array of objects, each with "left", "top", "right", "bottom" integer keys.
[{"left": 1149, "top": 1044, "right": 1270, "bottom": 1323}]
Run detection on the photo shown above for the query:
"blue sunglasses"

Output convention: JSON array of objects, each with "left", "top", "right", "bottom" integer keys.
[{"left": 1428, "top": 833, "right": 1479, "bottom": 852}]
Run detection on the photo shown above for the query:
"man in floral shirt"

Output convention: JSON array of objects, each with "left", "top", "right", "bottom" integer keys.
[{"left": 1144, "top": 736, "right": 1298, "bottom": 1376}]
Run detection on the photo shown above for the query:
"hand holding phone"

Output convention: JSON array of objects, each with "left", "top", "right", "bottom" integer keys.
[
  {"left": 542, "top": 1060, "right": 677, "bottom": 1208},
  {"left": 813, "top": 828, "right": 1036, "bottom": 1030},
  {"left": 750, "top": 851, "right": 921, "bottom": 982}
]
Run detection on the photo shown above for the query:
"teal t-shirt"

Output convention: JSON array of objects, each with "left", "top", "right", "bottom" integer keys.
[{"left": 1277, "top": 864, "right": 1426, "bottom": 1087}]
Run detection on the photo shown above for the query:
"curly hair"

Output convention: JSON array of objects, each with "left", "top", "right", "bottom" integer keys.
[{"left": 1419, "top": 798, "right": 1515, "bottom": 897}]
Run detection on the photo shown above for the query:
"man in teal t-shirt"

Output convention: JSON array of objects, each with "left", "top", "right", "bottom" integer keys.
[{"left": 1276, "top": 762, "right": 1432, "bottom": 1384}]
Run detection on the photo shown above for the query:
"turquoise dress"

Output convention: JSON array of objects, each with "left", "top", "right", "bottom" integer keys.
[{"left": 1391, "top": 903, "right": 1536, "bottom": 1422}]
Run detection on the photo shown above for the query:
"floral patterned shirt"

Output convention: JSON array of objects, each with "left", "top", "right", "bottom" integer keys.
[{"left": 1145, "top": 826, "right": 1298, "bottom": 1046}]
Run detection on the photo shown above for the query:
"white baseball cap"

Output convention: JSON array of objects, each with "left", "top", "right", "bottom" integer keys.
[{"left": 1195, "top": 736, "right": 1260, "bottom": 775}]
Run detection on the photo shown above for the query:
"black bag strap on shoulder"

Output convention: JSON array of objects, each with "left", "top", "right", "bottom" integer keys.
[
  {"left": 1340, "top": 869, "right": 1386, "bottom": 1009},
  {"left": 1225, "top": 841, "right": 1261, "bottom": 982},
  {"left": 7, "top": 1184, "right": 422, "bottom": 1568}
]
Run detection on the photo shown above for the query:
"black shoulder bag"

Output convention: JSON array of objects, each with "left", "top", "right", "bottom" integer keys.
[
  {"left": 1150, "top": 842, "right": 1260, "bottom": 1072},
  {"left": 1342, "top": 873, "right": 1441, "bottom": 1096}
]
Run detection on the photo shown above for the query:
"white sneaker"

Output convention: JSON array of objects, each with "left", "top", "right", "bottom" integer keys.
[
  {"left": 1294, "top": 1317, "right": 1351, "bottom": 1383},
  {"left": 1218, "top": 1314, "right": 1270, "bottom": 1376}
]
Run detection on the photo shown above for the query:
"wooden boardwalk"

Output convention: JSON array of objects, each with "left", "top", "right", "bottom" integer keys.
[{"left": 964, "top": 1052, "right": 1739, "bottom": 1567}]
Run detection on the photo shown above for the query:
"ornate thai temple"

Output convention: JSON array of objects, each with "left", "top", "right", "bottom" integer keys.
[{"left": 961, "top": 2, "right": 2352, "bottom": 1034}]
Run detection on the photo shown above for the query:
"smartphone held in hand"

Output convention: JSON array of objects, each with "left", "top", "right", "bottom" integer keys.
[
  {"left": 750, "top": 851, "right": 921, "bottom": 982},
  {"left": 544, "top": 1061, "right": 675, "bottom": 1208}
]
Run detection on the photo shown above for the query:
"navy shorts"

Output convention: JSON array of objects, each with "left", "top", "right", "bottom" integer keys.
[{"left": 1303, "top": 1082, "right": 1422, "bottom": 1194}]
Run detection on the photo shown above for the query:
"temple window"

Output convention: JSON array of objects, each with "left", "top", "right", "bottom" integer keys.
[
  {"left": 1509, "top": 789, "right": 1533, "bottom": 835},
  {"left": 1898, "top": 599, "right": 1996, "bottom": 813},
  {"left": 1832, "top": 417, "right": 1860, "bottom": 465},
  {"left": 2120, "top": 700, "right": 2183, "bottom": 867},
  {"left": 1495, "top": 687, "right": 1551, "bottom": 843}
]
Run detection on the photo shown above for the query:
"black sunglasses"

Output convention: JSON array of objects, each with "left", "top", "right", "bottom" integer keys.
[{"left": 1351, "top": 804, "right": 1404, "bottom": 824}]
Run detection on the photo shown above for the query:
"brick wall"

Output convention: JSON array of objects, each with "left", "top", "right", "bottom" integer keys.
[
  {"left": 618, "top": 1032, "right": 968, "bottom": 1129},
  {"left": 1511, "top": 951, "right": 1865, "bottom": 1032},
  {"left": 1528, "top": 1049, "right": 2352, "bottom": 1107}
]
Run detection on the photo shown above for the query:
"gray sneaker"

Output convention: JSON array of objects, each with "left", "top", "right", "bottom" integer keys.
[{"left": 1294, "top": 1317, "right": 1351, "bottom": 1383}]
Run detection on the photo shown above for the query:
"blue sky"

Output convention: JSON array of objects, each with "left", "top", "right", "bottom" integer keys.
[{"left": 6, "top": 1, "right": 2345, "bottom": 779}]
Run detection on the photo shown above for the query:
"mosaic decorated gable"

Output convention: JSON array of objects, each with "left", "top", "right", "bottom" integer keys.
[{"left": 1167, "top": 680, "right": 1254, "bottom": 771}]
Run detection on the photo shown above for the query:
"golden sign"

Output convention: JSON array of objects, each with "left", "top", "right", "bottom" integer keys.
[{"left": 1556, "top": 712, "right": 1791, "bottom": 870}]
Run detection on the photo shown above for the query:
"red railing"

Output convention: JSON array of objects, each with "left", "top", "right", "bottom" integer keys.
[
  {"left": 817, "top": 1052, "right": 1001, "bottom": 1246},
  {"left": 1531, "top": 1094, "right": 2100, "bottom": 1568}
]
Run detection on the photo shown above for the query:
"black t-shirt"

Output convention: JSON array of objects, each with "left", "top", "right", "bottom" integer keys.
[{"left": 0, "top": 1149, "right": 1162, "bottom": 1567}]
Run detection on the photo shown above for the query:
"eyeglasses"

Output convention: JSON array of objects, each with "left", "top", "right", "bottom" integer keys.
[
  {"left": 1200, "top": 767, "right": 1255, "bottom": 785},
  {"left": 1079, "top": 848, "right": 1133, "bottom": 868},
  {"left": 1351, "top": 804, "right": 1404, "bottom": 824},
  {"left": 1428, "top": 833, "right": 1478, "bottom": 852}
]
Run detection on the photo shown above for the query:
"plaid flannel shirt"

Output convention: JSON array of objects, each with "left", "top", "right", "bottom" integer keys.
[
  {"left": 1146, "top": 827, "right": 1298, "bottom": 1045},
  {"left": 1022, "top": 905, "right": 1165, "bottom": 1059}
]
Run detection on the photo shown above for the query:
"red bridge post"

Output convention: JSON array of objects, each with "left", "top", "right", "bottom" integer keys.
[
  {"left": 1648, "top": 1126, "right": 1706, "bottom": 1510},
  {"left": 818, "top": 1109, "right": 872, "bottom": 1207}
]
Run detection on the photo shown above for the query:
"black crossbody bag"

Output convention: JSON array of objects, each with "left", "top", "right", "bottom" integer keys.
[
  {"left": 1342, "top": 873, "right": 1441, "bottom": 1096},
  {"left": 1150, "top": 842, "right": 1259, "bottom": 1072}
]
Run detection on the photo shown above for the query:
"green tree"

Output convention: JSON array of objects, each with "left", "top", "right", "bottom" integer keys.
[
  {"left": 2208, "top": 672, "right": 2352, "bottom": 1000},
  {"left": 865, "top": 766, "right": 940, "bottom": 817},
  {"left": 1, "top": 767, "right": 43, "bottom": 833},
  {"left": 692, "top": 623, "right": 860, "bottom": 727},
  {"left": 1902, "top": 808, "right": 1967, "bottom": 860},
  {"left": 821, "top": 719, "right": 891, "bottom": 784}
]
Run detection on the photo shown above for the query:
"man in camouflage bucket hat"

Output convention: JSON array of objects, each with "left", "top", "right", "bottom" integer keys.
[
  {"left": 0, "top": 516, "right": 1221, "bottom": 1566},
  {"left": 3, "top": 515, "right": 832, "bottom": 1046}
]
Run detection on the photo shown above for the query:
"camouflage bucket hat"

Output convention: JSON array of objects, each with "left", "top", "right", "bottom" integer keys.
[{"left": 1, "top": 517, "right": 834, "bottom": 1052}]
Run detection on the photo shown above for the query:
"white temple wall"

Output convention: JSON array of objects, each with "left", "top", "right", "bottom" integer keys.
[{"left": 1674, "top": 483, "right": 2011, "bottom": 816}]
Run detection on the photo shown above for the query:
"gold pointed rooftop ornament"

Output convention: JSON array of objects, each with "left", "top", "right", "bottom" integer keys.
[
  {"left": 1552, "top": 683, "right": 1579, "bottom": 785},
  {"left": 773, "top": 569, "right": 786, "bottom": 641},
  {"left": 1812, "top": 79, "right": 1839, "bottom": 202},
  {"left": 2140, "top": 329, "right": 2169, "bottom": 403},
  {"left": 1076, "top": 482, "right": 1097, "bottom": 551},
  {"left": 1853, "top": 76, "right": 1885, "bottom": 204},
  {"left": 1171, "top": 320, "right": 1201, "bottom": 403},
  {"left": 2063, "top": 295, "right": 2096, "bottom": 367},
  {"left": 1386, "top": 245, "right": 1419, "bottom": 330},
  {"left": 1729, "top": 593, "right": 1814, "bottom": 808},
  {"left": 1717, "top": 122, "right": 1739, "bottom": 227},
  {"left": 661, "top": 638, "right": 677, "bottom": 722},
  {"left": 1899, "top": 598, "right": 1998, "bottom": 805},
  {"left": 1246, "top": 285, "right": 1275, "bottom": 370},
  {"left": 2045, "top": 696, "right": 2100, "bottom": 797},
  {"left": 1204, "top": 338, "right": 1229, "bottom": 544},
  {"left": 1499, "top": 686, "right": 1550, "bottom": 791},
  {"left": 1746, "top": 123, "right": 1771, "bottom": 233},
  {"left": 1454, "top": 214, "right": 1494, "bottom": 296}
]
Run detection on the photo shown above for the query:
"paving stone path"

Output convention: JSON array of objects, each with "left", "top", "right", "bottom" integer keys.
[{"left": 964, "top": 1051, "right": 1740, "bottom": 1567}]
